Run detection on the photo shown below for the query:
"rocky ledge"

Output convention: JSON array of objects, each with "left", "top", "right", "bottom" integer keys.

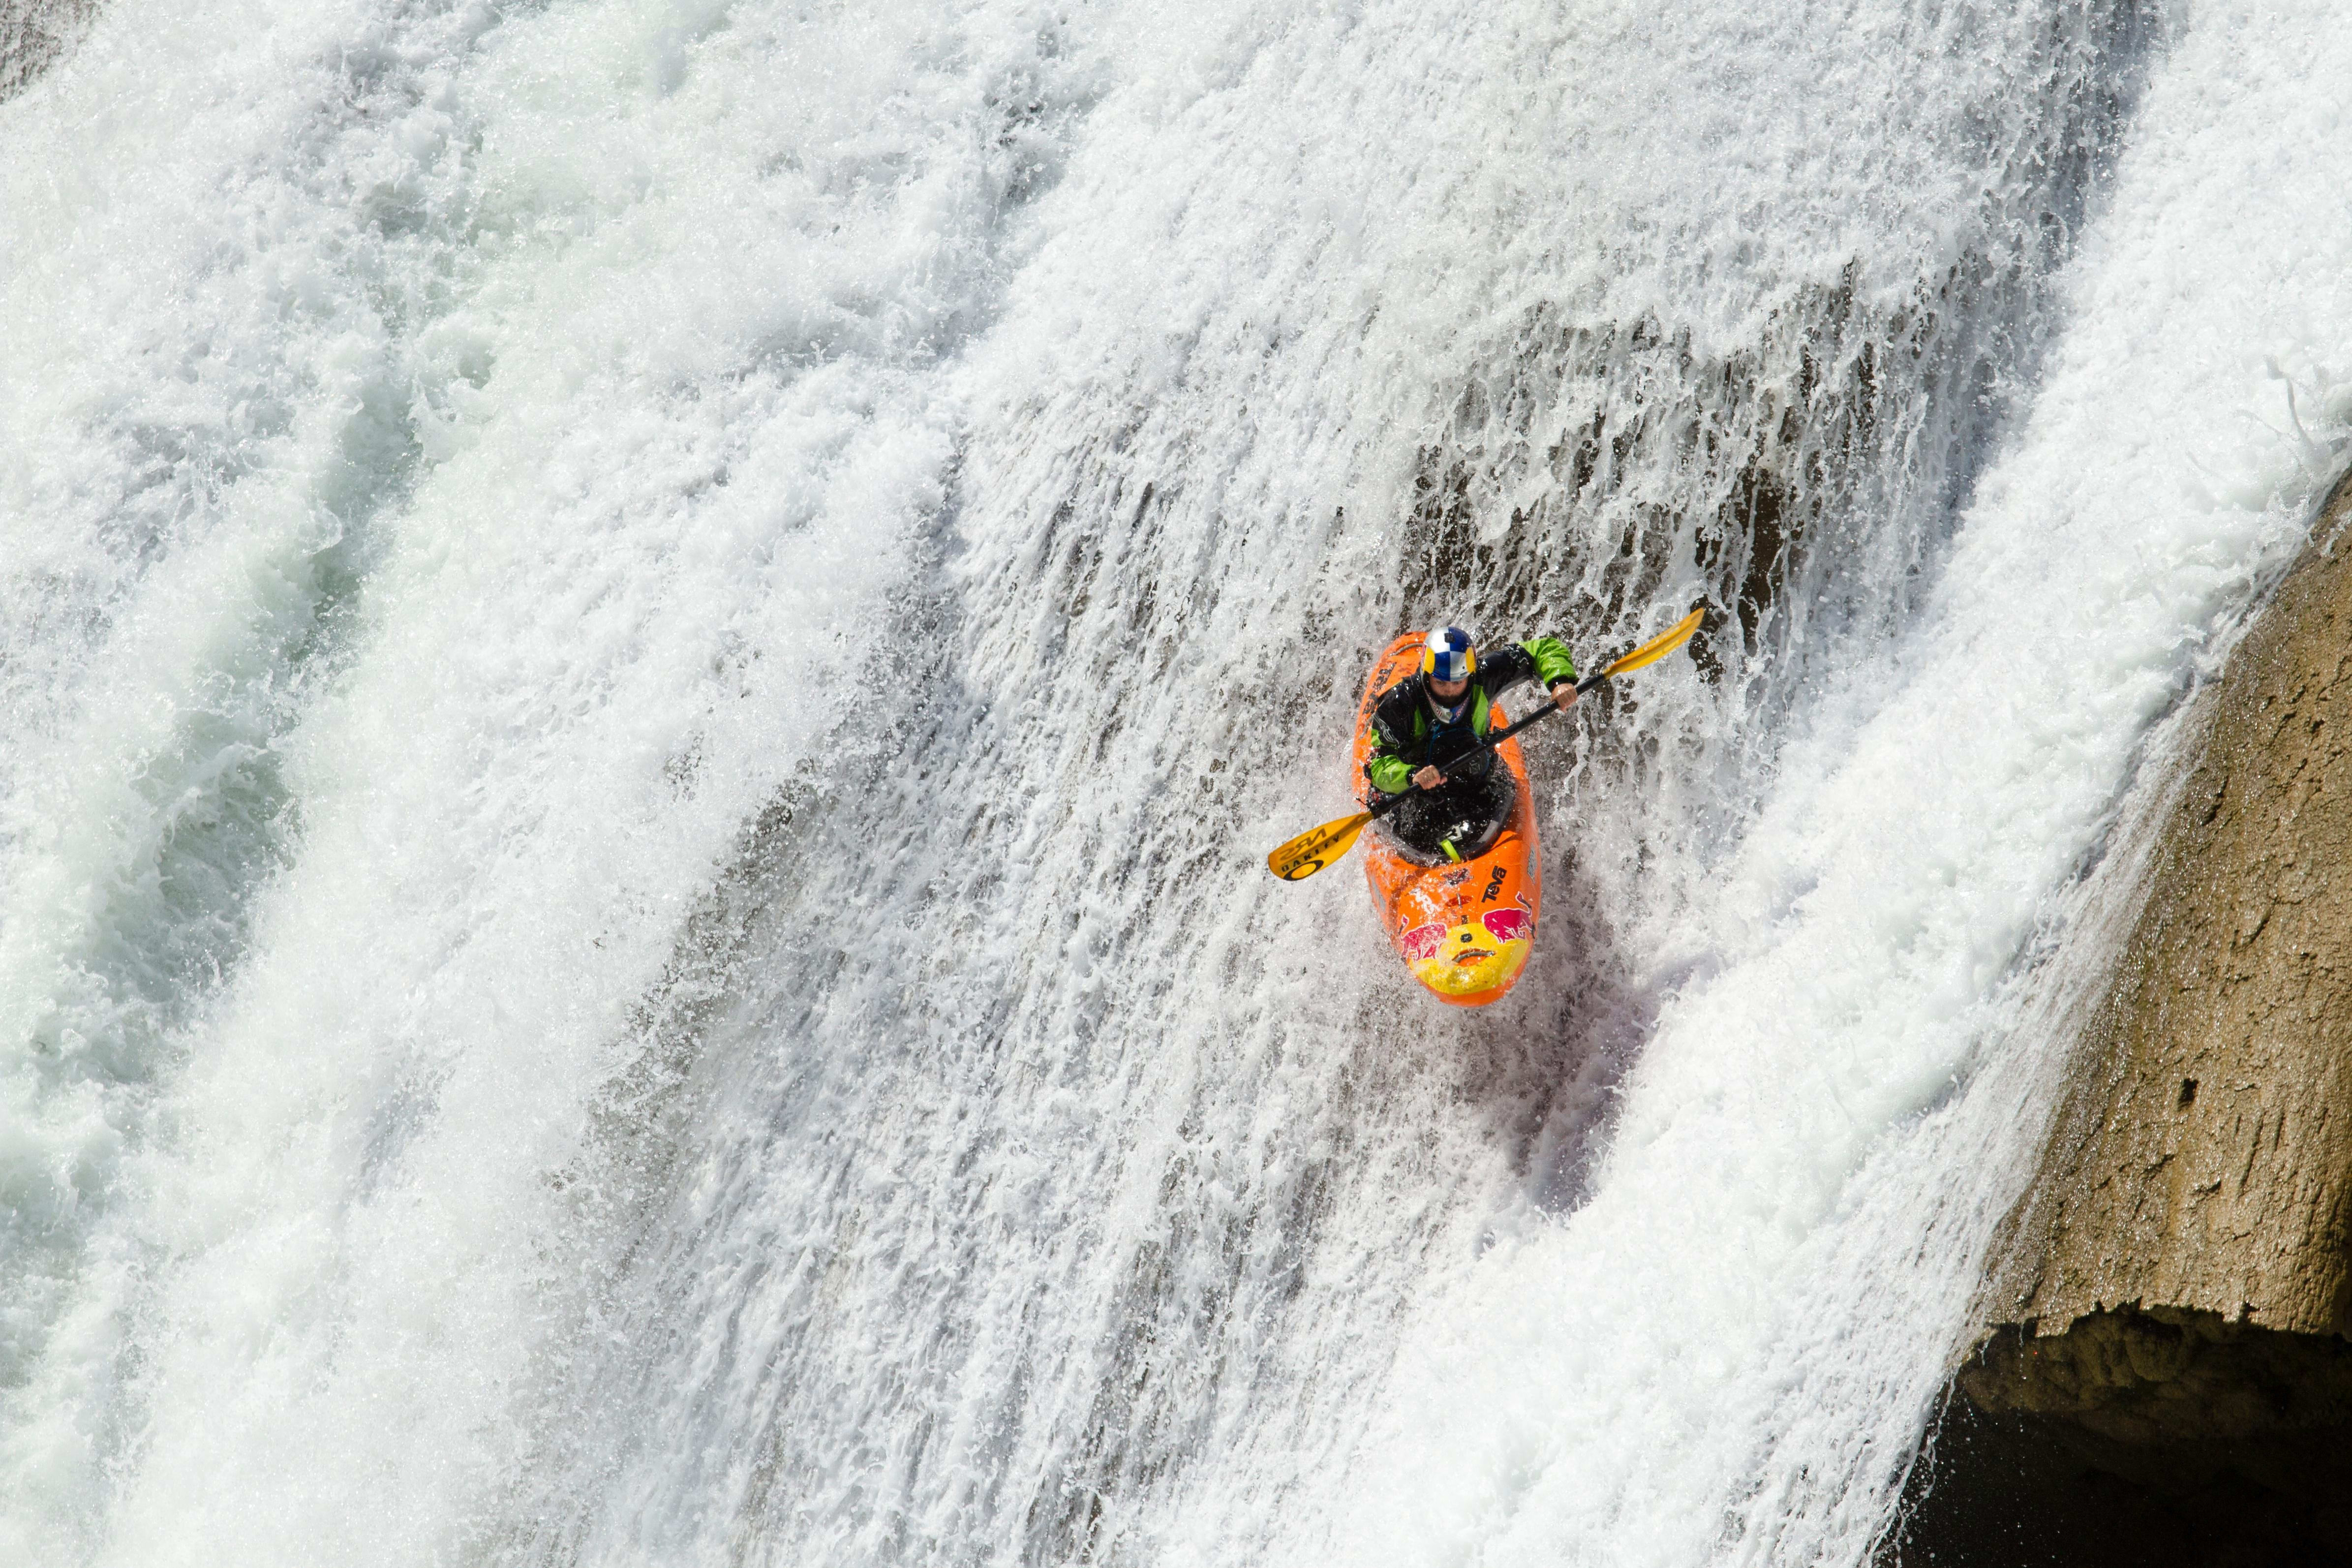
[{"left": 1895, "top": 470, "right": 2352, "bottom": 1566}]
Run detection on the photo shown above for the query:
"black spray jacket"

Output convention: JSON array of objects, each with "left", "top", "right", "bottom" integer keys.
[{"left": 1364, "top": 637, "right": 1575, "bottom": 795}]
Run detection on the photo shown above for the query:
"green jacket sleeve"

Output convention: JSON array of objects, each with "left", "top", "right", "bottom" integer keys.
[
  {"left": 1520, "top": 636, "right": 1576, "bottom": 687},
  {"left": 1365, "top": 693, "right": 1417, "bottom": 795}
]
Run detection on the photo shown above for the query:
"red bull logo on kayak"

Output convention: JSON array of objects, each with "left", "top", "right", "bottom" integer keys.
[
  {"left": 1400, "top": 923, "right": 1447, "bottom": 962},
  {"left": 1483, "top": 908, "right": 1531, "bottom": 945}
]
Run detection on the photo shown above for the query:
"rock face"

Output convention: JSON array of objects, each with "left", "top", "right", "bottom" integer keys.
[
  {"left": 1898, "top": 473, "right": 2352, "bottom": 1564},
  {"left": 1972, "top": 462, "right": 2352, "bottom": 1373}
]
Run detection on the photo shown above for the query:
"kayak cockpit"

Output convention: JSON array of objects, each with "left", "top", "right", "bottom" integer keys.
[{"left": 1369, "top": 767, "right": 1516, "bottom": 866}]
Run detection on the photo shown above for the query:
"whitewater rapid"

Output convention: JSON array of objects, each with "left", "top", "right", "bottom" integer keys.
[{"left": 4, "top": 0, "right": 2348, "bottom": 1564}]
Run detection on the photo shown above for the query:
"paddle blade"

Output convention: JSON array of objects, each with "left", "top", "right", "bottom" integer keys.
[
  {"left": 1601, "top": 607, "right": 1705, "bottom": 679},
  {"left": 1267, "top": 810, "right": 1374, "bottom": 881}
]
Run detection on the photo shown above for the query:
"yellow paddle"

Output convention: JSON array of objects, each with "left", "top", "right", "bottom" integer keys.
[{"left": 1265, "top": 607, "right": 1705, "bottom": 881}]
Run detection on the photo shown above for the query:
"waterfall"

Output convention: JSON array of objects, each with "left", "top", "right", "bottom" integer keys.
[{"left": 4, "top": 0, "right": 2345, "bottom": 1563}]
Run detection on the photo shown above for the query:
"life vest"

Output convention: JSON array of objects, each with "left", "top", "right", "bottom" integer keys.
[{"left": 1414, "top": 684, "right": 1493, "bottom": 773}]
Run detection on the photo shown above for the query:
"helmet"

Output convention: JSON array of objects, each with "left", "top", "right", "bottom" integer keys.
[{"left": 1421, "top": 626, "right": 1476, "bottom": 683}]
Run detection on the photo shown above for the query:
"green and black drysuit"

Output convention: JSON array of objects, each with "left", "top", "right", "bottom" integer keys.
[{"left": 1365, "top": 637, "right": 1576, "bottom": 859}]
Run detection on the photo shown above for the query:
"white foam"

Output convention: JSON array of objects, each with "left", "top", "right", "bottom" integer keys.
[
  {"left": 5, "top": 0, "right": 1093, "bottom": 1557},
  {"left": 4, "top": 0, "right": 2346, "bottom": 1563}
]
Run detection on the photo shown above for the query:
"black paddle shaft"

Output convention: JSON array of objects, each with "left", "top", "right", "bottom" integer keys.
[{"left": 1365, "top": 670, "right": 1604, "bottom": 821}]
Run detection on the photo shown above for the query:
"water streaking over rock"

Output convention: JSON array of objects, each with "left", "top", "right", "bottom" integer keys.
[{"left": 1911, "top": 471, "right": 2352, "bottom": 1565}]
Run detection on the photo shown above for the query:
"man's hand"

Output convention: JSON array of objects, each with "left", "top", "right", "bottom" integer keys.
[
  {"left": 1412, "top": 765, "right": 1443, "bottom": 790},
  {"left": 1550, "top": 682, "right": 1580, "bottom": 709}
]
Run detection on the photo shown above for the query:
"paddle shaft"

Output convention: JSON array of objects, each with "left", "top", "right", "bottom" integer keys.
[{"left": 1363, "top": 668, "right": 1606, "bottom": 821}]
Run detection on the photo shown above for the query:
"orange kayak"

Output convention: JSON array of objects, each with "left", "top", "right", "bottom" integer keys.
[{"left": 1351, "top": 633, "right": 1543, "bottom": 1007}]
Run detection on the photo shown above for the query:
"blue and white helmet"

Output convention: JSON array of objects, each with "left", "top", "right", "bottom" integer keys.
[{"left": 1421, "top": 625, "right": 1477, "bottom": 683}]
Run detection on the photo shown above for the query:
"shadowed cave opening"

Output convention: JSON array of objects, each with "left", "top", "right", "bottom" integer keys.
[{"left": 1886, "top": 1311, "right": 2352, "bottom": 1568}]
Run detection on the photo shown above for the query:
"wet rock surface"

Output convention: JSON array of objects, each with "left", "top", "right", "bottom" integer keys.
[
  {"left": 1957, "top": 1305, "right": 2352, "bottom": 1498},
  {"left": 2, "top": 0, "right": 95, "bottom": 101}
]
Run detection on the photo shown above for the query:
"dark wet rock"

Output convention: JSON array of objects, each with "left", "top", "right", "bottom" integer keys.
[
  {"left": 1958, "top": 1306, "right": 2352, "bottom": 1489},
  {"left": 3, "top": 0, "right": 96, "bottom": 101}
]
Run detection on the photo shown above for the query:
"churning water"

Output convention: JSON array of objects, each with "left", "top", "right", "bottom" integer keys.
[{"left": 4, "top": 0, "right": 2349, "bottom": 1563}]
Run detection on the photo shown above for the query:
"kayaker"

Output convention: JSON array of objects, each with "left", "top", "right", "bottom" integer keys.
[{"left": 1364, "top": 625, "right": 1578, "bottom": 860}]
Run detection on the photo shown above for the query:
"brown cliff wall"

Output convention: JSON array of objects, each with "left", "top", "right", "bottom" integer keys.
[
  {"left": 1895, "top": 473, "right": 2352, "bottom": 1564},
  {"left": 1971, "top": 461, "right": 2352, "bottom": 1373}
]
